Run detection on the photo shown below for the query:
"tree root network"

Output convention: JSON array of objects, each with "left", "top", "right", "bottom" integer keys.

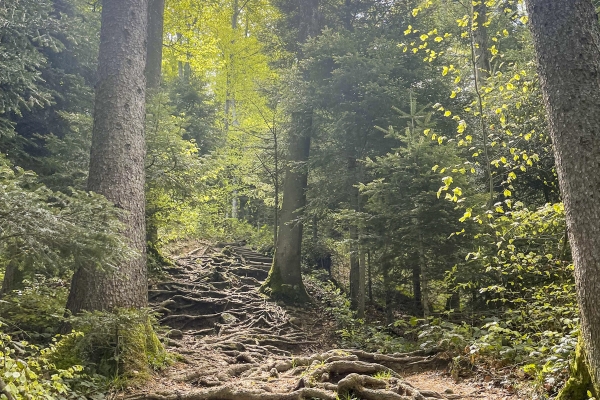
[{"left": 129, "top": 243, "right": 457, "bottom": 400}]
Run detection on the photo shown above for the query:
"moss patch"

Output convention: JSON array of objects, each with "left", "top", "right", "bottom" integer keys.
[
  {"left": 47, "top": 308, "right": 171, "bottom": 384},
  {"left": 260, "top": 261, "right": 311, "bottom": 304},
  {"left": 556, "top": 339, "right": 596, "bottom": 400}
]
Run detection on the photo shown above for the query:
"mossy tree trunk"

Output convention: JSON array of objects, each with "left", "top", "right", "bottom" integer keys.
[
  {"left": 526, "top": 0, "right": 600, "bottom": 393},
  {"left": 66, "top": 0, "right": 148, "bottom": 313},
  {"left": 556, "top": 339, "right": 596, "bottom": 400},
  {"left": 261, "top": 0, "right": 321, "bottom": 303},
  {"left": 261, "top": 113, "right": 311, "bottom": 303}
]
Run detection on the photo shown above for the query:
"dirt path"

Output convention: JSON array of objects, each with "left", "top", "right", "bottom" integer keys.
[{"left": 119, "top": 244, "right": 520, "bottom": 400}]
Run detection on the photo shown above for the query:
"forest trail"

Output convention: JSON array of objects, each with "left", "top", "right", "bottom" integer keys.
[{"left": 120, "top": 244, "right": 516, "bottom": 400}]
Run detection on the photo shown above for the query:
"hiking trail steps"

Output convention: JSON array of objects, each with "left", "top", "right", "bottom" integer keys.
[{"left": 121, "top": 243, "right": 505, "bottom": 400}]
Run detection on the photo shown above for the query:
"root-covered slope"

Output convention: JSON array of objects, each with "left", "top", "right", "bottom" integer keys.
[{"left": 121, "top": 244, "right": 464, "bottom": 400}]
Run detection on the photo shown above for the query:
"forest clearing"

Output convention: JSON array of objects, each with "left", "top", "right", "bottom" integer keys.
[{"left": 2, "top": 0, "right": 600, "bottom": 399}]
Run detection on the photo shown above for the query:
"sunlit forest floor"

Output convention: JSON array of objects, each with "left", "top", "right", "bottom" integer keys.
[{"left": 118, "top": 243, "right": 517, "bottom": 400}]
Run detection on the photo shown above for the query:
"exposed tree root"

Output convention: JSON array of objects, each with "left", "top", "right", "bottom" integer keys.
[{"left": 132, "top": 245, "right": 456, "bottom": 400}]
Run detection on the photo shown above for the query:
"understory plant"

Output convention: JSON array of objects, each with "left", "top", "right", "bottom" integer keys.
[
  {"left": 0, "top": 322, "right": 106, "bottom": 400},
  {"left": 49, "top": 308, "right": 171, "bottom": 384}
]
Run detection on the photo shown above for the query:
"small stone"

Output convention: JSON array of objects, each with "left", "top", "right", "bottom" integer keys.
[
  {"left": 166, "top": 329, "right": 183, "bottom": 339},
  {"left": 444, "top": 388, "right": 454, "bottom": 394}
]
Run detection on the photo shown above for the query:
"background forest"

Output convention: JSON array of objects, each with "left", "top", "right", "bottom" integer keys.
[{"left": 0, "top": 0, "right": 590, "bottom": 399}]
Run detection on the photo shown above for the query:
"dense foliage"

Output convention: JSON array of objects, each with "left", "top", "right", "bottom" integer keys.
[{"left": 0, "top": 0, "right": 589, "bottom": 398}]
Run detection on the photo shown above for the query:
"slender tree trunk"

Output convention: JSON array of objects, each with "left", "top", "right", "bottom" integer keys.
[
  {"left": 348, "top": 157, "right": 360, "bottom": 310},
  {"left": 357, "top": 241, "right": 366, "bottom": 319},
  {"left": 273, "top": 154, "right": 279, "bottom": 246},
  {"left": 146, "top": 0, "right": 164, "bottom": 89},
  {"left": 419, "top": 233, "right": 429, "bottom": 318},
  {"left": 526, "top": 0, "right": 600, "bottom": 393},
  {"left": 472, "top": 1, "right": 490, "bottom": 82},
  {"left": 412, "top": 263, "right": 423, "bottom": 316},
  {"left": 66, "top": 0, "right": 148, "bottom": 313},
  {"left": 367, "top": 249, "right": 372, "bottom": 304},
  {"left": 349, "top": 225, "right": 359, "bottom": 309},
  {"left": 263, "top": 0, "right": 320, "bottom": 301},
  {"left": 382, "top": 259, "right": 394, "bottom": 324},
  {"left": 261, "top": 111, "right": 311, "bottom": 302}
]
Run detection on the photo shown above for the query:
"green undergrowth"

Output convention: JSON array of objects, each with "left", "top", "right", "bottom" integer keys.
[
  {"left": 51, "top": 308, "right": 172, "bottom": 384},
  {"left": 306, "top": 271, "right": 580, "bottom": 399},
  {"left": 0, "top": 283, "right": 172, "bottom": 398},
  {"left": 0, "top": 322, "right": 107, "bottom": 400},
  {"left": 0, "top": 276, "right": 69, "bottom": 338},
  {"left": 305, "top": 272, "right": 414, "bottom": 353}
]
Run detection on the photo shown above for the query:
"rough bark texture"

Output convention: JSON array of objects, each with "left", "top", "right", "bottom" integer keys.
[
  {"left": 348, "top": 157, "right": 360, "bottom": 310},
  {"left": 66, "top": 0, "right": 148, "bottom": 313},
  {"left": 412, "top": 263, "right": 423, "bottom": 316},
  {"left": 261, "top": 112, "right": 311, "bottom": 302},
  {"left": 525, "top": 0, "right": 600, "bottom": 393},
  {"left": 472, "top": 1, "right": 490, "bottom": 82},
  {"left": 263, "top": 0, "right": 320, "bottom": 302},
  {"left": 349, "top": 224, "right": 359, "bottom": 309},
  {"left": 146, "top": 0, "right": 164, "bottom": 89},
  {"left": 0, "top": 260, "right": 23, "bottom": 296},
  {"left": 357, "top": 244, "right": 366, "bottom": 318}
]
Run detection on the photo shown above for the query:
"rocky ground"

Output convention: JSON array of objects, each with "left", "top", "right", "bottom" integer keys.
[{"left": 118, "top": 243, "right": 519, "bottom": 400}]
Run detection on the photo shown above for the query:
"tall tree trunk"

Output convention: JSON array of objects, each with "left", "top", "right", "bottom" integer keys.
[
  {"left": 262, "top": 0, "right": 320, "bottom": 301},
  {"left": 367, "top": 249, "right": 373, "bottom": 304},
  {"left": 349, "top": 225, "right": 359, "bottom": 309},
  {"left": 261, "top": 111, "right": 311, "bottom": 302},
  {"left": 382, "top": 258, "right": 394, "bottom": 324},
  {"left": 472, "top": 1, "right": 490, "bottom": 83},
  {"left": 272, "top": 124, "right": 280, "bottom": 247},
  {"left": 526, "top": 0, "right": 600, "bottom": 394},
  {"left": 348, "top": 156, "right": 360, "bottom": 310},
  {"left": 146, "top": 0, "right": 164, "bottom": 89},
  {"left": 66, "top": 0, "right": 148, "bottom": 313},
  {"left": 419, "top": 233, "right": 429, "bottom": 318},
  {"left": 412, "top": 263, "right": 423, "bottom": 316},
  {"left": 357, "top": 242, "right": 366, "bottom": 319}
]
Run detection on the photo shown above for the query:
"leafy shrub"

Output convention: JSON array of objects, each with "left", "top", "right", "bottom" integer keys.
[
  {"left": 0, "top": 276, "right": 69, "bottom": 338},
  {"left": 0, "top": 322, "right": 105, "bottom": 400},
  {"left": 305, "top": 273, "right": 412, "bottom": 353}
]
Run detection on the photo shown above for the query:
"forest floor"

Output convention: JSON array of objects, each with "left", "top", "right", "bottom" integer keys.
[{"left": 118, "top": 243, "right": 520, "bottom": 400}]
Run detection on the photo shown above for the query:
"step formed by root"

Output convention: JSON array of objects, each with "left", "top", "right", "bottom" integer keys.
[{"left": 129, "top": 244, "right": 455, "bottom": 400}]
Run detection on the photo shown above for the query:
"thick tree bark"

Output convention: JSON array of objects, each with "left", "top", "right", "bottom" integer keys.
[
  {"left": 526, "top": 0, "right": 600, "bottom": 393},
  {"left": 261, "top": 111, "right": 311, "bottom": 302},
  {"left": 146, "top": 0, "right": 164, "bottom": 89},
  {"left": 66, "top": 0, "right": 148, "bottom": 313}
]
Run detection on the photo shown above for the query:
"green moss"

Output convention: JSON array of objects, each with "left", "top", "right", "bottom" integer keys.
[
  {"left": 260, "top": 261, "right": 311, "bottom": 304},
  {"left": 47, "top": 308, "right": 171, "bottom": 384},
  {"left": 556, "top": 339, "right": 596, "bottom": 400}
]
